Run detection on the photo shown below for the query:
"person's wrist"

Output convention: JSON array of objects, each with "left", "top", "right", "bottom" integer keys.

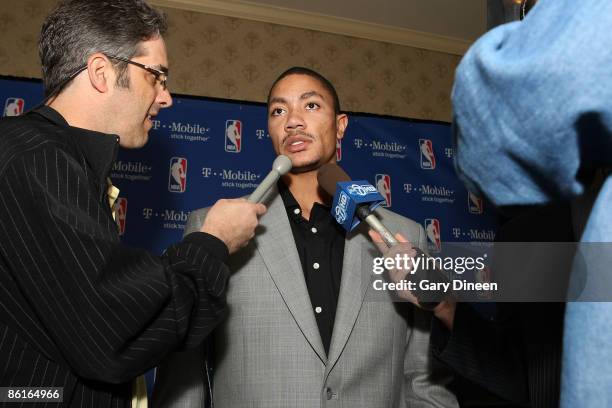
[
  {"left": 431, "top": 300, "right": 456, "bottom": 331},
  {"left": 417, "top": 300, "right": 442, "bottom": 311}
]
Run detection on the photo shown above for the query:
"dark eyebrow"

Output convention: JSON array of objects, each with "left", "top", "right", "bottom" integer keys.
[
  {"left": 268, "top": 91, "right": 325, "bottom": 106},
  {"left": 151, "top": 64, "right": 168, "bottom": 74},
  {"left": 300, "top": 91, "right": 324, "bottom": 100},
  {"left": 268, "top": 96, "right": 287, "bottom": 105}
]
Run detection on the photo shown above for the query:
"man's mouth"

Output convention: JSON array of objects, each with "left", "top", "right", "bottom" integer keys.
[{"left": 284, "top": 135, "right": 312, "bottom": 153}]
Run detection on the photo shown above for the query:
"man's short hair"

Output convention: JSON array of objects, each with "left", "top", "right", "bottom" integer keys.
[
  {"left": 39, "top": 0, "right": 167, "bottom": 96},
  {"left": 267, "top": 67, "right": 341, "bottom": 114}
]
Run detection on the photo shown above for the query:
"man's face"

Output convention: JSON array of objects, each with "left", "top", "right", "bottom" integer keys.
[
  {"left": 267, "top": 74, "right": 347, "bottom": 172},
  {"left": 111, "top": 36, "right": 172, "bottom": 148}
]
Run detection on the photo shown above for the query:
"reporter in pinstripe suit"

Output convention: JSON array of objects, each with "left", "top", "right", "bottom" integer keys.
[{"left": 0, "top": 1, "right": 265, "bottom": 406}]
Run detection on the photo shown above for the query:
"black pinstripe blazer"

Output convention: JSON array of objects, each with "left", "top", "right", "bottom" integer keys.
[
  {"left": 431, "top": 205, "right": 571, "bottom": 408},
  {"left": 0, "top": 107, "right": 229, "bottom": 407}
]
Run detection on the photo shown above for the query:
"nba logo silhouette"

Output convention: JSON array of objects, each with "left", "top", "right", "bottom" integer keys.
[
  {"left": 168, "top": 157, "right": 188, "bottom": 193},
  {"left": 114, "top": 198, "right": 128, "bottom": 235},
  {"left": 468, "top": 191, "right": 484, "bottom": 214},
  {"left": 3, "top": 98, "right": 24, "bottom": 117},
  {"left": 424, "top": 218, "right": 442, "bottom": 252},
  {"left": 225, "top": 120, "right": 242, "bottom": 153},
  {"left": 419, "top": 139, "right": 436, "bottom": 170},
  {"left": 375, "top": 174, "right": 392, "bottom": 207},
  {"left": 336, "top": 139, "right": 342, "bottom": 162}
]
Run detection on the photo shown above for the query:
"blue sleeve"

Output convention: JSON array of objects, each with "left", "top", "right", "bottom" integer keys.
[{"left": 452, "top": 0, "right": 612, "bottom": 207}]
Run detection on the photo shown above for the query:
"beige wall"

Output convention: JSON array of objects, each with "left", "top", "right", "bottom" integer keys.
[{"left": 0, "top": 0, "right": 461, "bottom": 122}]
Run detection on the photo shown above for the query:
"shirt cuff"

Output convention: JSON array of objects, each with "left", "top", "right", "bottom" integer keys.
[{"left": 182, "top": 232, "right": 229, "bottom": 262}]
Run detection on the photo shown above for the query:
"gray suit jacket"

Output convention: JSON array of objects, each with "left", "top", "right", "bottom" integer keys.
[{"left": 153, "top": 186, "right": 457, "bottom": 408}]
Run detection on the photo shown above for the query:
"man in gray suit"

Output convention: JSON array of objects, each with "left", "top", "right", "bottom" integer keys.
[{"left": 153, "top": 67, "right": 458, "bottom": 408}]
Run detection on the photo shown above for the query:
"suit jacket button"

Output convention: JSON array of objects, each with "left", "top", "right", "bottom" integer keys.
[{"left": 326, "top": 387, "right": 333, "bottom": 400}]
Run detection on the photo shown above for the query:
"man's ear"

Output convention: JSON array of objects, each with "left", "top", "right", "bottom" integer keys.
[
  {"left": 86, "top": 53, "right": 112, "bottom": 93},
  {"left": 336, "top": 113, "right": 348, "bottom": 140}
]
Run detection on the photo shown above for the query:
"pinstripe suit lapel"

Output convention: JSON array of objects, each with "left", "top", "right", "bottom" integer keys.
[
  {"left": 256, "top": 189, "right": 327, "bottom": 363},
  {"left": 326, "top": 224, "right": 372, "bottom": 371}
]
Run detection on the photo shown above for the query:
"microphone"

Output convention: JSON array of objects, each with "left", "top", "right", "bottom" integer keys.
[
  {"left": 317, "top": 163, "right": 398, "bottom": 247},
  {"left": 248, "top": 155, "right": 292, "bottom": 203},
  {"left": 318, "top": 163, "right": 450, "bottom": 308}
]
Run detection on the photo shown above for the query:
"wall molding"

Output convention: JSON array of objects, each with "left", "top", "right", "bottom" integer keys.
[{"left": 151, "top": 0, "right": 471, "bottom": 55}]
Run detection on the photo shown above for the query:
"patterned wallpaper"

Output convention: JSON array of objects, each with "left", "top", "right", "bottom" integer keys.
[{"left": 0, "top": 0, "right": 462, "bottom": 122}]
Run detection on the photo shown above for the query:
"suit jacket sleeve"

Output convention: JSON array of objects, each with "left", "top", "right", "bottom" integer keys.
[
  {"left": 152, "top": 343, "right": 207, "bottom": 408},
  {"left": 429, "top": 303, "right": 529, "bottom": 404},
  {"left": 152, "top": 209, "right": 211, "bottom": 408},
  {"left": 403, "top": 223, "right": 459, "bottom": 407},
  {"left": 0, "top": 148, "right": 229, "bottom": 384}
]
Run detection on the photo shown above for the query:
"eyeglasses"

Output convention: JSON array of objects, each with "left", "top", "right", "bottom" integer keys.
[
  {"left": 107, "top": 55, "right": 168, "bottom": 90},
  {"left": 34, "top": 54, "right": 169, "bottom": 111}
]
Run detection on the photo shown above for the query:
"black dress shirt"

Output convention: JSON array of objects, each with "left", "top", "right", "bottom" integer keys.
[
  {"left": 0, "top": 106, "right": 229, "bottom": 407},
  {"left": 278, "top": 181, "right": 345, "bottom": 355}
]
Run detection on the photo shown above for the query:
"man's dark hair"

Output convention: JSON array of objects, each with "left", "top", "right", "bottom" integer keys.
[
  {"left": 39, "top": 0, "right": 167, "bottom": 96},
  {"left": 267, "top": 67, "right": 341, "bottom": 114}
]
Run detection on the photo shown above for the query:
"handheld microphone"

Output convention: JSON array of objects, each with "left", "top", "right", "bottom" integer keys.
[
  {"left": 248, "top": 155, "right": 292, "bottom": 203},
  {"left": 317, "top": 163, "right": 398, "bottom": 247},
  {"left": 318, "top": 163, "right": 450, "bottom": 308}
]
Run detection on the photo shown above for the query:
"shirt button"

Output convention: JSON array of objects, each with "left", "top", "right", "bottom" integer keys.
[
  {"left": 311, "top": 227, "right": 318, "bottom": 234},
  {"left": 293, "top": 208, "right": 301, "bottom": 215},
  {"left": 315, "top": 306, "right": 322, "bottom": 314},
  {"left": 313, "top": 262, "right": 320, "bottom": 270}
]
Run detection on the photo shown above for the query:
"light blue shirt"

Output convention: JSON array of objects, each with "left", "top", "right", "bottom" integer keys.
[{"left": 451, "top": 0, "right": 612, "bottom": 406}]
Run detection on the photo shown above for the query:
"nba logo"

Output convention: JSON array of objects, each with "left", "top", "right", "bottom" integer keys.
[
  {"left": 168, "top": 157, "right": 188, "bottom": 193},
  {"left": 114, "top": 198, "right": 128, "bottom": 235},
  {"left": 225, "top": 120, "right": 242, "bottom": 153},
  {"left": 419, "top": 139, "right": 436, "bottom": 170},
  {"left": 424, "top": 218, "right": 442, "bottom": 252},
  {"left": 3, "top": 98, "right": 25, "bottom": 117},
  {"left": 375, "top": 174, "right": 392, "bottom": 207},
  {"left": 336, "top": 139, "right": 342, "bottom": 162},
  {"left": 468, "top": 192, "right": 484, "bottom": 214}
]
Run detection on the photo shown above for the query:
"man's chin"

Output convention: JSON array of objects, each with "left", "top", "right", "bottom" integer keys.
[
  {"left": 119, "top": 133, "right": 149, "bottom": 149},
  {"left": 289, "top": 160, "right": 322, "bottom": 174}
]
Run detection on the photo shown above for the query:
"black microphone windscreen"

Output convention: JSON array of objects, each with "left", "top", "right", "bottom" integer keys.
[{"left": 317, "top": 163, "right": 351, "bottom": 196}]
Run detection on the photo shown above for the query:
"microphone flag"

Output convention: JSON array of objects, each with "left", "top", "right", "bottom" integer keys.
[{"left": 331, "top": 181, "right": 386, "bottom": 232}]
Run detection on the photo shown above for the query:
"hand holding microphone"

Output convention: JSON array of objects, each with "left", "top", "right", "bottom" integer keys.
[
  {"left": 202, "top": 199, "right": 266, "bottom": 254},
  {"left": 368, "top": 229, "right": 455, "bottom": 319},
  {"left": 317, "top": 163, "right": 453, "bottom": 313},
  {"left": 201, "top": 155, "right": 292, "bottom": 254}
]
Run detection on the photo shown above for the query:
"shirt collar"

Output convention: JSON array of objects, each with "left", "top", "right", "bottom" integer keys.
[
  {"left": 278, "top": 179, "right": 300, "bottom": 210},
  {"left": 278, "top": 179, "right": 336, "bottom": 226},
  {"left": 31, "top": 106, "right": 120, "bottom": 185}
]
